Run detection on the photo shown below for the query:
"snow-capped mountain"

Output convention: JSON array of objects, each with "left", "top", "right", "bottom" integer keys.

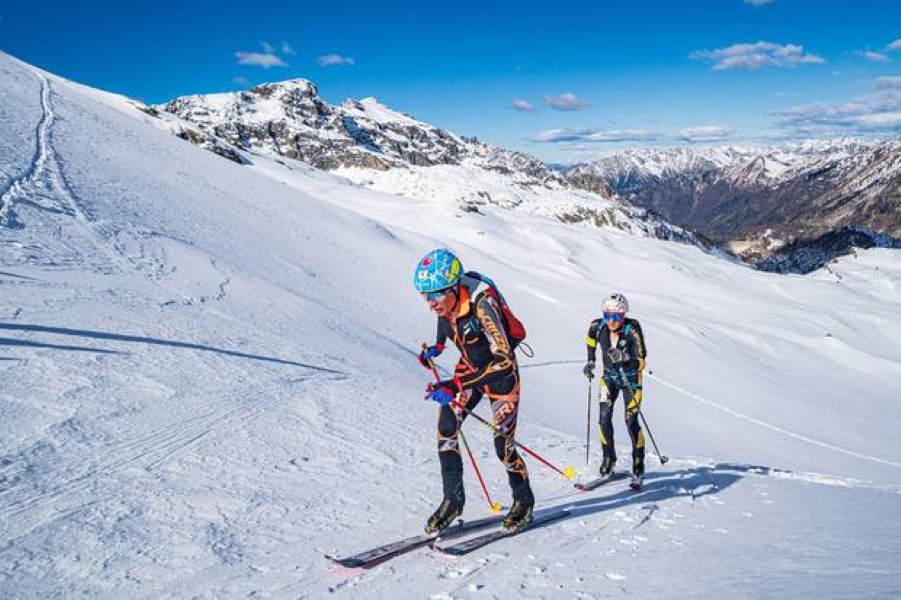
[
  {"left": 158, "top": 80, "right": 563, "bottom": 180},
  {"left": 3, "top": 51, "right": 901, "bottom": 599},
  {"left": 567, "top": 139, "right": 901, "bottom": 271},
  {"left": 570, "top": 139, "right": 876, "bottom": 195},
  {"left": 155, "top": 79, "right": 708, "bottom": 248}
]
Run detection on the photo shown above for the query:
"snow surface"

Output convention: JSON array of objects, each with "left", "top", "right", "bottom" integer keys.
[
  {"left": 342, "top": 97, "right": 435, "bottom": 129},
  {"left": 1, "top": 51, "right": 900, "bottom": 598}
]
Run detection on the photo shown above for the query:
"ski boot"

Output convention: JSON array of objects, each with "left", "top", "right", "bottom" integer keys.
[
  {"left": 424, "top": 499, "right": 463, "bottom": 534},
  {"left": 599, "top": 456, "right": 617, "bottom": 478},
  {"left": 502, "top": 500, "right": 534, "bottom": 533},
  {"left": 629, "top": 459, "right": 645, "bottom": 491}
]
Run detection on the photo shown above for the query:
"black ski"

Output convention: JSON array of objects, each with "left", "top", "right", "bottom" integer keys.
[
  {"left": 574, "top": 471, "right": 626, "bottom": 491},
  {"left": 327, "top": 514, "right": 505, "bottom": 568},
  {"left": 435, "top": 509, "right": 570, "bottom": 556}
]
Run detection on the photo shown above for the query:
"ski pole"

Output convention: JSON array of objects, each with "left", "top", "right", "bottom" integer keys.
[
  {"left": 422, "top": 344, "right": 576, "bottom": 480},
  {"left": 450, "top": 398, "right": 577, "bottom": 480},
  {"left": 458, "top": 425, "right": 502, "bottom": 513},
  {"left": 638, "top": 411, "right": 668, "bottom": 464},
  {"left": 585, "top": 380, "right": 592, "bottom": 466},
  {"left": 618, "top": 366, "right": 669, "bottom": 464}
]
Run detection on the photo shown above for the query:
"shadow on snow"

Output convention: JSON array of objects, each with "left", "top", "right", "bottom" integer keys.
[
  {"left": 0, "top": 336, "right": 123, "bottom": 355},
  {"left": 528, "top": 463, "right": 746, "bottom": 532},
  {"left": 0, "top": 322, "right": 342, "bottom": 372}
]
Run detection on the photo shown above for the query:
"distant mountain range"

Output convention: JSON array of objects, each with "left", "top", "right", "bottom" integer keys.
[
  {"left": 153, "top": 79, "right": 900, "bottom": 274},
  {"left": 566, "top": 141, "right": 901, "bottom": 271}
]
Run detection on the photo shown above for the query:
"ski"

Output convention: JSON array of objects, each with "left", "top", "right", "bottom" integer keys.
[
  {"left": 327, "top": 514, "right": 505, "bottom": 568},
  {"left": 574, "top": 471, "right": 626, "bottom": 491},
  {"left": 435, "top": 509, "right": 570, "bottom": 556}
]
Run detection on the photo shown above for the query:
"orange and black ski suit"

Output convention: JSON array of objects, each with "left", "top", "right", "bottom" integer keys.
[{"left": 431, "top": 275, "right": 533, "bottom": 507}]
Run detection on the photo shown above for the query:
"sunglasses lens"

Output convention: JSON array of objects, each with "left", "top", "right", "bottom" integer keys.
[
  {"left": 423, "top": 289, "right": 449, "bottom": 302},
  {"left": 604, "top": 312, "right": 623, "bottom": 322}
]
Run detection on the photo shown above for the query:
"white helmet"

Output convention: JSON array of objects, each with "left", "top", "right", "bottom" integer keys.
[{"left": 602, "top": 293, "right": 629, "bottom": 314}]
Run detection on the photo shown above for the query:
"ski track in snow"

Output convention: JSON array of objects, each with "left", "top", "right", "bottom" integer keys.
[
  {"left": 647, "top": 373, "right": 901, "bottom": 469},
  {"left": 0, "top": 72, "right": 168, "bottom": 280},
  {"left": 0, "top": 72, "right": 57, "bottom": 227},
  {"left": 0, "top": 72, "right": 122, "bottom": 272},
  {"left": 526, "top": 359, "right": 901, "bottom": 471},
  {"left": 0, "top": 375, "right": 326, "bottom": 545}
]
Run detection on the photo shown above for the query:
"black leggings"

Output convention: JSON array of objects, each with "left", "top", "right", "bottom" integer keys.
[{"left": 599, "top": 374, "right": 645, "bottom": 475}]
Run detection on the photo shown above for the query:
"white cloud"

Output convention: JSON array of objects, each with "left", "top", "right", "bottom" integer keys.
[
  {"left": 887, "top": 39, "right": 901, "bottom": 52},
  {"left": 235, "top": 51, "right": 288, "bottom": 69},
  {"left": 859, "top": 51, "right": 891, "bottom": 63},
  {"left": 261, "top": 41, "right": 275, "bottom": 54},
  {"left": 770, "top": 79, "right": 901, "bottom": 136},
  {"left": 543, "top": 93, "right": 590, "bottom": 111},
  {"left": 875, "top": 76, "right": 901, "bottom": 89},
  {"left": 534, "top": 128, "right": 658, "bottom": 143},
  {"left": 317, "top": 54, "right": 356, "bottom": 67},
  {"left": 856, "top": 111, "right": 901, "bottom": 127},
  {"left": 744, "top": 0, "right": 776, "bottom": 6},
  {"left": 233, "top": 76, "right": 250, "bottom": 86},
  {"left": 677, "top": 126, "right": 733, "bottom": 142},
  {"left": 512, "top": 99, "right": 535, "bottom": 112},
  {"left": 690, "top": 41, "right": 825, "bottom": 70},
  {"left": 281, "top": 41, "right": 296, "bottom": 55}
]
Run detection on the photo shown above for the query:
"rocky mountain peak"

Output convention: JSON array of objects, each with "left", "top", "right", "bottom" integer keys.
[
  {"left": 249, "top": 78, "right": 320, "bottom": 98},
  {"left": 156, "top": 77, "right": 575, "bottom": 183}
]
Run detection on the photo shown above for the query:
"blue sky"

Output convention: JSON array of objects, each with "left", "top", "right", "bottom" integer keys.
[{"left": 2, "top": 0, "right": 900, "bottom": 162}]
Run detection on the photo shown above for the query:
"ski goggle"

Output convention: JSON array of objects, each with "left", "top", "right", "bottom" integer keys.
[
  {"left": 422, "top": 287, "right": 453, "bottom": 302},
  {"left": 603, "top": 312, "right": 625, "bottom": 322}
]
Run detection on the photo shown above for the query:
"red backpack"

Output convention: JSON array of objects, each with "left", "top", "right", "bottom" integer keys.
[{"left": 465, "top": 271, "right": 527, "bottom": 349}]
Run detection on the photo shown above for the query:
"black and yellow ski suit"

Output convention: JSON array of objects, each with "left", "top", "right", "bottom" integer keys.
[
  {"left": 431, "top": 275, "right": 533, "bottom": 509},
  {"left": 586, "top": 317, "right": 648, "bottom": 476}
]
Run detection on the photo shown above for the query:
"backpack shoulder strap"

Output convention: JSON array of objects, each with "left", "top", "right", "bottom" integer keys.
[
  {"left": 465, "top": 271, "right": 506, "bottom": 304},
  {"left": 591, "top": 319, "right": 606, "bottom": 342}
]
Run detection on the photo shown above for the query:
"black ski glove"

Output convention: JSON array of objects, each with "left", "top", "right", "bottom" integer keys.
[{"left": 583, "top": 361, "right": 595, "bottom": 379}]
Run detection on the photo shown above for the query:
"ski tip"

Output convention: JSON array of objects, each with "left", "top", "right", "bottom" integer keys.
[
  {"left": 326, "top": 555, "right": 362, "bottom": 569},
  {"left": 563, "top": 466, "right": 577, "bottom": 480}
]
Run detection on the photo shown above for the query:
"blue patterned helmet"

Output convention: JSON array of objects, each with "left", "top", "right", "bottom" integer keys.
[{"left": 413, "top": 248, "right": 463, "bottom": 293}]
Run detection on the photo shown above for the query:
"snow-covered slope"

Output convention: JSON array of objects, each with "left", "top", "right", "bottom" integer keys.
[{"left": 2, "top": 52, "right": 900, "bottom": 598}]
